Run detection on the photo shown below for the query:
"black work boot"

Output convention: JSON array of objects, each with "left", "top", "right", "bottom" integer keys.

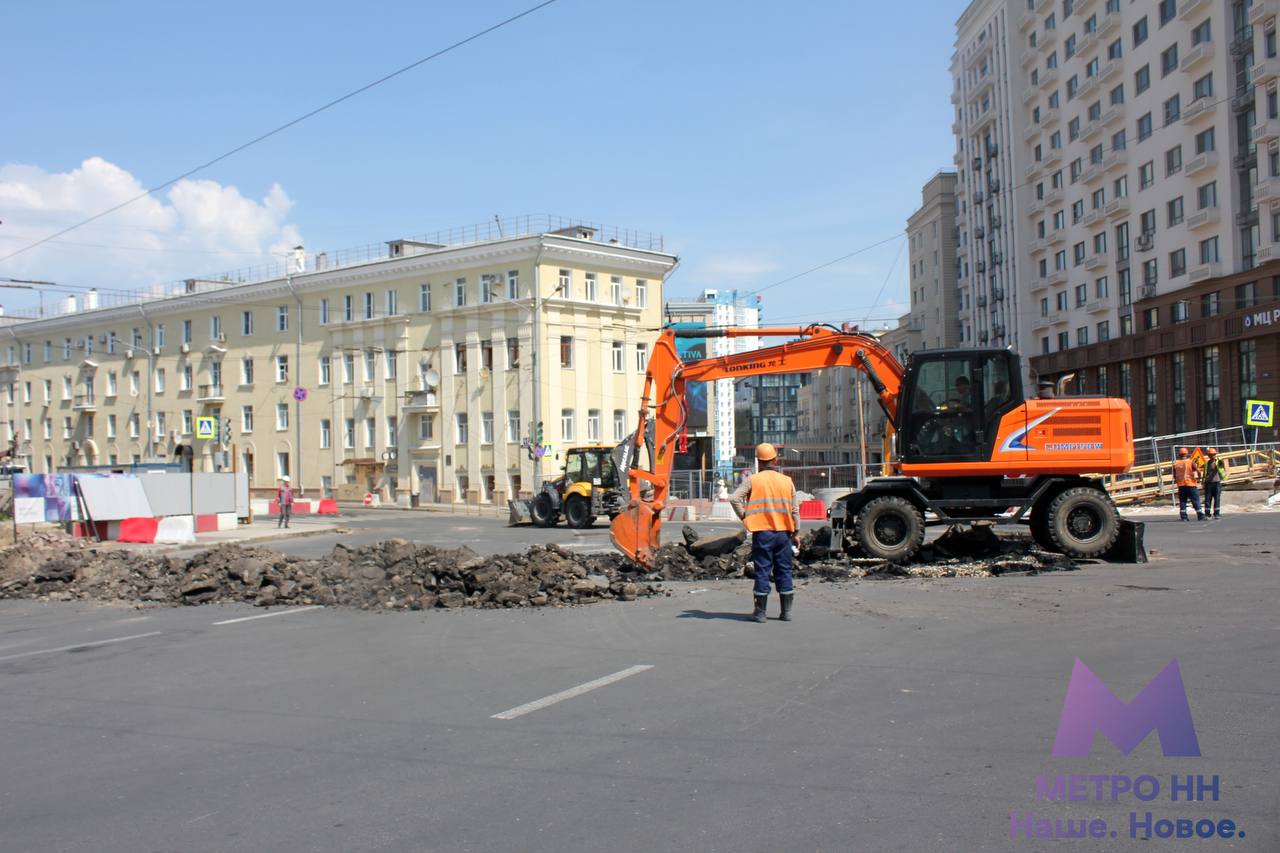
[
  {"left": 779, "top": 593, "right": 794, "bottom": 622},
  {"left": 752, "top": 594, "right": 768, "bottom": 623}
]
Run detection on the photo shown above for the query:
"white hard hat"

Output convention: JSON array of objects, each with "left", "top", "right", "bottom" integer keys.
[{"left": 281, "top": 475, "right": 291, "bottom": 481}]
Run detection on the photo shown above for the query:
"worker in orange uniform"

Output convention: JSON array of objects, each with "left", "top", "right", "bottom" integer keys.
[
  {"left": 1172, "top": 447, "right": 1205, "bottom": 521},
  {"left": 729, "top": 443, "right": 800, "bottom": 623},
  {"left": 1201, "top": 447, "right": 1226, "bottom": 519}
]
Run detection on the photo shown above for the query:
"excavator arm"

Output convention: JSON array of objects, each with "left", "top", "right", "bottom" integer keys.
[{"left": 610, "top": 325, "right": 906, "bottom": 566}]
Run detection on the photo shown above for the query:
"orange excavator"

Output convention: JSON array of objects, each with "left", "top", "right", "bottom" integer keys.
[{"left": 610, "top": 325, "right": 1135, "bottom": 567}]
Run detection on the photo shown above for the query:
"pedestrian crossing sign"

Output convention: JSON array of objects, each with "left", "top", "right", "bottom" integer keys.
[
  {"left": 195, "top": 416, "right": 217, "bottom": 439},
  {"left": 1246, "top": 399, "right": 1274, "bottom": 428}
]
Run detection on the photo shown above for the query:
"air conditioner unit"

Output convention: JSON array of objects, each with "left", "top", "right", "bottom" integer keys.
[
  {"left": 1136, "top": 233, "right": 1154, "bottom": 251},
  {"left": 180, "top": 343, "right": 190, "bottom": 354}
]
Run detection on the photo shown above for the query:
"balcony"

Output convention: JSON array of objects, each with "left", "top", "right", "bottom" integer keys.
[
  {"left": 197, "top": 383, "right": 225, "bottom": 402},
  {"left": 1252, "top": 56, "right": 1280, "bottom": 84},
  {"left": 1082, "top": 208, "right": 1104, "bottom": 227},
  {"left": 1181, "top": 96, "right": 1215, "bottom": 124},
  {"left": 1041, "top": 108, "right": 1061, "bottom": 126},
  {"left": 1046, "top": 269, "right": 1068, "bottom": 287},
  {"left": 1048, "top": 227, "right": 1068, "bottom": 245},
  {"left": 1081, "top": 162, "right": 1105, "bottom": 184},
  {"left": 1043, "top": 147, "right": 1062, "bottom": 166},
  {"left": 1029, "top": 236, "right": 1051, "bottom": 254},
  {"left": 1022, "top": 83, "right": 1040, "bottom": 104},
  {"left": 1086, "top": 298, "right": 1111, "bottom": 314},
  {"left": 1077, "top": 74, "right": 1099, "bottom": 101},
  {"left": 1084, "top": 252, "right": 1107, "bottom": 270},
  {"left": 1040, "top": 27, "right": 1058, "bottom": 49},
  {"left": 1033, "top": 0, "right": 1052, "bottom": 12},
  {"left": 1097, "top": 11, "right": 1120, "bottom": 36},
  {"left": 1075, "top": 32, "right": 1097, "bottom": 60},
  {"left": 969, "top": 76, "right": 994, "bottom": 104},
  {"left": 1187, "top": 205, "right": 1221, "bottom": 229},
  {"left": 1250, "top": 0, "right": 1277, "bottom": 25},
  {"left": 1023, "top": 122, "right": 1042, "bottom": 142},
  {"left": 1043, "top": 187, "right": 1064, "bottom": 207},
  {"left": 1180, "top": 41, "right": 1214, "bottom": 72},
  {"left": 1258, "top": 244, "right": 1278, "bottom": 263},
  {"left": 72, "top": 394, "right": 96, "bottom": 412},
  {"left": 402, "top": 391, "right": 440, "bottom": 411},
  {"left": 1178, "top": 0, "right": 1210, "bottom": 20},
  {"left": 1102, "top": 147, "right": 1128, "bottom": 170},
  {"left": 1019, "top": 8, "right": 1038, "bottom": 31},
  {"left": 1249, "top": 117, "right": 1280, "bottom": 142},
  {"left": 1256, "top": 176, "right": 1280, "bottom": 204},
  {"left": 1105, "top": 195, "right": 1130, "bottom": 218},
  {"left": 1232, "top": 25, "right": 1255, "bottom": 58},
  {"left": 1020, "top": 46, "right": 1039, "bottom": 68},
  {"left": 952, "top": 119, "right": 963, "bottom": 135},
  {"left": 1081, "top": 119, "right": 1103, "bottom": 141},
  {"left": 1030, "top": 278, "right": 1052, "bottom": 295},
  {"left": 1185, "top": 150, "right": 1219, "bottom": 175},
  {"left": 1189, "top": 262, "right": 1222, "bottom": 283},
  {"left": 1027, "top": 196, "right": 1046, "bottom": 215},
  {"left": 1233, "top": 84, "right": 1257, "bottom": 113},
  {"left": 1040, "top": 67, "right": 1059, "bottom": 88}
]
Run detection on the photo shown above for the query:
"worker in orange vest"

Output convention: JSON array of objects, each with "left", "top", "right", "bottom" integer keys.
[
  {"left": 1201, "top": 447, "right": 1227, "bottom": 519},
  {"left": 729, "top": 443, "right": 800, "bottom": 623},
  {"left": 1172, "top": 447, "right": 1205, "bottom": 521}
]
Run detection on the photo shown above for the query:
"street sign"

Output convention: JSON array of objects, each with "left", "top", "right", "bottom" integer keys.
[
  {"left": 195, "top": 416, "right": 217, "bottom": 440},
  {"left": 363, "top": 493, "right": 375, "bottom": 506},
  {"left": 1246, "top": 399, "right": 1274, "bottom": 427},
  {"left": 293, "top": 387, "right": 308, "bottom": 402}
]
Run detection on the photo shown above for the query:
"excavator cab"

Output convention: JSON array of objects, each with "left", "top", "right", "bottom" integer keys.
[{"left": 897, "top": 349, "right": 1023, "bottom": 463}]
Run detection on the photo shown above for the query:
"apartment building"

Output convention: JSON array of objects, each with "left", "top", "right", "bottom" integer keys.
[
  {"left": 662, "top": 289, "right": 761, "bottom": 475},
  {"left": 953, "top": 0, "right": 1280, "bottom": 438},
  {"left": 906, "top": 171, "right": 962, "bottom": 349},
  {"left": 0, "top": 219, "right": 677, "bottom": 503}
]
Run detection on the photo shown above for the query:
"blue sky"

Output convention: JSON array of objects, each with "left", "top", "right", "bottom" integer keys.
[{"left": 0, "top": 0, "right": 960, "bottom": 326}]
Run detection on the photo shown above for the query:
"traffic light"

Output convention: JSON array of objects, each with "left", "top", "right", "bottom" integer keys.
[
  {"left": 535, "top": 421, "right": 544, "bottom": 445},
  {"left": 222, "top": 417, "right": 232, "bottom": 445}
]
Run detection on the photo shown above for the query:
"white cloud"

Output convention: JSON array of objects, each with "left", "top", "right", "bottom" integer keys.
[{"left": 0, "top": 157, "right": 302, "bottom": 311}]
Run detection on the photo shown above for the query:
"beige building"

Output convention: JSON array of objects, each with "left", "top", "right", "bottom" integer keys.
[
  {"left": 792, "top": 331, "right": 887, "bottom": 470},
  {"left": 0, "top": 221, "right": 677, "bottom": 504},
  {"left": 906, "top": 171, "right": 961, "bottom": 349}
]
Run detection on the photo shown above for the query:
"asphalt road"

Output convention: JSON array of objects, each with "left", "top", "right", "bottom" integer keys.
[{"left": 1, "top": 512, "right": 1277, "bottom": 852}]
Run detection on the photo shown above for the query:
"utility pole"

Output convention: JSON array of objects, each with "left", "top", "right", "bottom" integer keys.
[
  {"left": 855, "top": 374, "right": 868, "bottom": 489},
  {"left": 283, "top": 248, "right": 305, "bottom": 491}
]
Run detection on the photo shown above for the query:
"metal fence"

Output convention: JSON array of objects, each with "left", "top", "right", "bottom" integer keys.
[
  {"left": 668, "top": 463, "right": 874, "bottom": 501},
  {"left": 1131, "top": 426, "right": 1251, "bottom": 468}
]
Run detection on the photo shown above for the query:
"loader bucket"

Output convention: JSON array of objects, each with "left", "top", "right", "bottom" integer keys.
[
  {"left": 508, "top": 499, "right": 533, "bottom": 526},
  {"left": 609, "top": 500, "right": 661, "bottom": 568}
]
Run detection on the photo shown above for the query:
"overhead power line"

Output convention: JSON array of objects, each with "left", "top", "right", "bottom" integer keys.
[
  {"left": 0, "top": 0, "right": 562, "bottom": 266},
  {"left": 745, "top": 233, "right": 905, "bottom": 297}
]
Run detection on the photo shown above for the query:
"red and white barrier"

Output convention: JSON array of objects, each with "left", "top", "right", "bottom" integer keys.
[{"left": 254, "top": 498, "right": 339, "bottom": 516}]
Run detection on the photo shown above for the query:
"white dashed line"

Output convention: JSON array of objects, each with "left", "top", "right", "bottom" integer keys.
[
  {"left": 211, "top": 606, "right": 324, "bottom": 625},
  {"left": 491, "top": 665, "right": 655, "bottom": 720},
  {"left": 0, "top": 632, "right": 163, "bottom": 663}
]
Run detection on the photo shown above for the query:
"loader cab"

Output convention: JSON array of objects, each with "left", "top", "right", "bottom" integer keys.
[
  {"left": 898, "top": 349, "right": 1024, "bottom": 463},
  {"left": 563, "top": 446, "right": 620, "bottom": 489}
]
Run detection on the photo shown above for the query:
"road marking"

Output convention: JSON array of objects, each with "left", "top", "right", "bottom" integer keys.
[
  {"left": 0, "top": 632, "right": 163, "bottom": 663},
  {"left": 491, "top": 664, "right": 655, "bottom": 720},
  {"left": 211, "top": 606, "right": 324, "bottom": 625}
]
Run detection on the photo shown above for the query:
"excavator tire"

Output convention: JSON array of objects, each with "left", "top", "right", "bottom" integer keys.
[
  {"left": 564, "top": 495, "right": 595, "bottom": 529},
  {"left": 1045, "top": 487, "right": 1120, "bottom": 558},
  {"left": 531, "top": 492, "right": 559, "bottom": 527},
  {"left": 853, "top": 496, "right": 925, "bottom": 563}
]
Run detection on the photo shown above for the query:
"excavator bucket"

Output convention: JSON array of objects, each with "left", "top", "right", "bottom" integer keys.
[{"left": 609, "top": 499, "right": 660, "bottom": 568}]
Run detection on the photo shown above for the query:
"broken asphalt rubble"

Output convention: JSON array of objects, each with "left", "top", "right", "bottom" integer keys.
[{"left": 0, "top": 524, "right": 1078, "bottom": 612}]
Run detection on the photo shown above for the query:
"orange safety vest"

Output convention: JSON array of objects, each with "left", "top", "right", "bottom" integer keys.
[
  {"left": 742, "top": 470, "right": 797, "bottom": 533},
  {"left": 1172, "top": 458, "right": 1198, "bottom": 487}
]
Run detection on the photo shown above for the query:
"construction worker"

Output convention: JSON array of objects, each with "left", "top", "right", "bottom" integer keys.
[
  {"left": 729, "top": 443, "right": 800, "bottom": 623},
  {"left": 1202, "top": 447, "right": 1226, "bottom": 519},
  {"left": 277, "top": 475, "right": 295, "bottom": 528},
  {"left": 1172, "top": 448, "right": 1205, "bottom": 521}
]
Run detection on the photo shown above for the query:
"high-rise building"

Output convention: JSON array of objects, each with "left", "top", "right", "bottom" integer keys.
[
  {"left": 952, "top": 0, "right": 1280, "bottom": 439},
  {"left": 906, "top": 171, "right": 962, "bottom": 349},
  {"left": 663, "top": 290, "right": 761, "bottom": 475}
]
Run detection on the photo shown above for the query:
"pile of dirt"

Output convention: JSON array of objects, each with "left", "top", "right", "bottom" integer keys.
[
  {"left": 0, "top": 523, "right": 1080, "bottom": 612},
  {"left": 0, "top": 534, "right": 661, "bottom": 611},
  {"left": 654, "top": 524, "right": 1078, "bottom": 582}
]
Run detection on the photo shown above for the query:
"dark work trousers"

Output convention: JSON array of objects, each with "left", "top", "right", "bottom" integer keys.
[
  {"left": 751, "top": 530, "right": 794, "bottom": 595},
  {"left": 1203, "top": 482, "right": 1223, "bottom": 517},
  {"left": 1177, "top": 486, "right": 1203, "bottom": 520},
  {"left": 278, "top": 504, "right": 292, "bottom": 528}
]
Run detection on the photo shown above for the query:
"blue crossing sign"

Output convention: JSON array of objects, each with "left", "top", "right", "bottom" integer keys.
[
  {"left": 1246, "top": 399, "right": 1274, "bottom": 428},
  {"left": 195, "top": 416, "right": 217, "bottom": 439}
]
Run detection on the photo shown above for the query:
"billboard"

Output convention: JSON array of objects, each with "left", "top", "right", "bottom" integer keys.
[{"left": 672, "top": 322, "right": 709, "bottom": 432}]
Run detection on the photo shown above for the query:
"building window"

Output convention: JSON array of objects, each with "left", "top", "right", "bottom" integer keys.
[
  {"left": 1167, "top": 196, "right": 1184, "bottom": 226},
  {"left": 343, "top": 352, "right": 354, "bottom": 384},
  {"left": 319, "top": 356, "right": 331, "bottom": 385},
  {"left": 480, "top": 273, "right": 496, "bottom": 304},
  {"left": 386, "top": 289, "right": 398, "bottom": 316},
  {"left": 559, "top": 336, "right": 573, "bottom": 368},
  {"left": 276, "top": 403, "right": 289, "bottom": 431},
  {"left": 1097, "top": 320, "right": 1110, "bottom": 342},
  {"left": 1133, "top": 17, "right": 1148, "bottom": 47},
  {"left": 584, "top": 272, "right": 597, "bottom": 301},
  {"left": 613, "top": 409, "right": 627, "bottom": 442},
  {"left": 1197, "top": 181, "right": 1217, "bottom": 209},
  {"left": 456, "top": 413, "right": 469, "bottom": 444},
  {"left": 635, "top": 279, "right": 648, "bottom": 308},
  {"left": 319, "top": 418, "right": 330, "bottom": 448},
  {"left": 364, "top": 417, "right": 375, "bottom": 449},
  {"left": 418, "top": 415, "right": 434, "bottom": 442},
  {"left": 1171, "top": 300, "right": 1189, "bottom": 322},
  {"left": 610, "top": 276, "right": 623, "bottom": 305},
  {"left": 507, "top": 410, "right": 520, "bottom": 443},
  {"left": 386, "top": 416, "right": 397, "bottom": 446},
  {"left": 611, "top": 341, "right": 624, "bottom": 373},
  {"left": 276, "top": 452, "right": 290, "bottom": 481},
  {"left": 481, "top": 412, "right": 493, "bottom": 445},
  {"left": 1165, "top": 146, "right": 1182, "bottom": 176},
  {"left": 1162, "top": 94, "right": 1180, "bottom": 125},
  {"left": 273, "top": 305, "right": 287, "bottom": 332},
  {"left": 506, "top": 337, "right": 520, "bottom": 369},
  {"left": 180, "top": 364, "right": 192, "bottom": 391},
  {"left": 635, "top": 342, "right": 648, "bottom": 372},
  {"left": 1240, "top": 340, "right": 1258, "bottom": 402},
  {"left": 480, "top": 341, "right": 493, "bottom": 372},
  {"left": 561, "top": 409, "right": 575, "bottom": 442},
  {"left": 241, "top": 311, "right": 254, "bottom": 336},
  {"left": 455, "top": 278, "right": 467, "bottom": 307},
  {"left": 210, "top": 315, "right": 222, "bottom": 340},
  {"left": 364, "top": 350, "right": 376, "bottom": 382},
  {"left": 363, "top": 292, "right": 374, "bottom": 320},
  {"left": 1160, "top": 44, "right": 1178, "bottom": 77},
  {"left": 319, "top": 298, "right": 330, "bottom": 325},
  {"left": 1139, "top": 160, "right": 1154, "bottom": 188},
  {"left": 276, "top": 355, "right": 289, "bottom": 383},
  {"left": 455, "top": 342, "right": 467, "bottom": 374},
  {"left": 242, "top": 405, "right": 254, "bottom": 433},
  {"left": 1076, "top": 327, "right": 1089, "bottom": 347},
  {"left": 345, "top": 418, "right": 356, "bottom": 449},
  {"left": 506, "top": 270, "right": 519, "bottom": 299},
  {"left": 1193, "top": 72, "right": 1212, "bottom": 100},
  {"left": 1135, "top": 63, "right": 1150, "bottom": 94},
  {"left": 385, "top": 350, "right": 397, "bottom": 378},
  {"left": 1144, "top": 358, "right": 1158, "bottom": 435},
  {"left": 1202, "top": 346, "right": 1220, "bottom": 428},
  {"left": 1235, "top": 281, "right": 1258, "bottom": 309},
  {"left": 1171, "top": 352, "right": 1186, "bottom": 433},
  {"left": 586, "top": 409, "right": 601, "bottom": 442},
  {"left": 1199, "top": 236, "right": 1220, "bottom": 264},
  {"left": 558, "top": 269, "right": 571, "bottom": 295},
  {"left": 344, "top": 295, "right": 354, "bottom": 322},
  {"left": 1201, "top": 291, "right": 1220, "bottom": 317},
  {"left": 419, "top": 284, "right": 431, "bottom": 312}
]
